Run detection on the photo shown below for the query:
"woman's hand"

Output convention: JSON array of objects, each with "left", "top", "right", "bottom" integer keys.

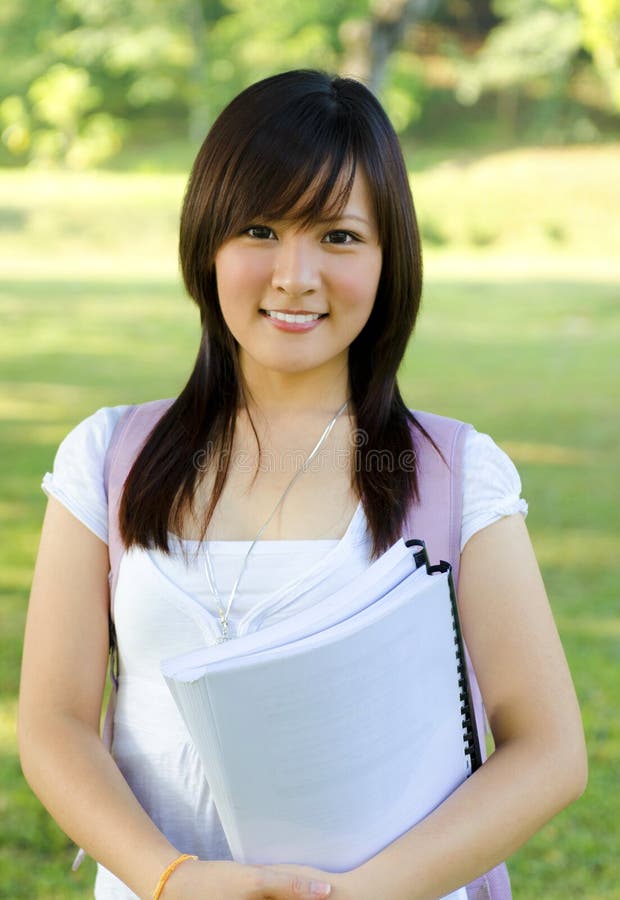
[
  {"left": 161, "top": 859, "right": 334, "bottom": 900},
  {"left": 261, "top": 863, "right": 370, "bottom": 900}
]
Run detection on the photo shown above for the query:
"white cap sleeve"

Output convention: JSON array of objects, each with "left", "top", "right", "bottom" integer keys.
[
  {"left": 461, "top": 429, "right": 528, "bottom": 551},
  {"left": 41, "top": 405, "right": 130, "bottom": 544}
]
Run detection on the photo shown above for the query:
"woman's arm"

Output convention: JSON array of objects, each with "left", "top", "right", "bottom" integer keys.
[
  {"left": 327, "top": 514, "right": 587, "bottom": 899},
  {"left": 19, "top": 498, "right": 179, "bottom": 895},
  {"left": 18, "top": 498, "right": 332, "bottom": 900}
]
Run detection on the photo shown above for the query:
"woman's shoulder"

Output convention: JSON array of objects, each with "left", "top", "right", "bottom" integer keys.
[
  {"left": 41, "top": 399, "right": 174, "bottom": 543},
  {"left": 50, "top": 404, "right": 132, "bottom": 473},
  {"left": 60, "top": 397, "right": 175, "bottom": 454},
  {"left": 409, "top": 408, "right": 519, "bottom": 479},
  {"left": 410, "top": 408, "right": 469, "bottom": 434},
  {"left": 462, "top": 426, "right": 524, "bottom": 493},
  {"left": 408, "top": 409, "right": 528, "bottom": 549},
  {"left": 461, "top": 427, "right": 528, "bottom": 549}
]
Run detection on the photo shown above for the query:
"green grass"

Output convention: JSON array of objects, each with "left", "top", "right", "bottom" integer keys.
[{"left": 1, "top": 149, "right": 619, "bottom": 898}]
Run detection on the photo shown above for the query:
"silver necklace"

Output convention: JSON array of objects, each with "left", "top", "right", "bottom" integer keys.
[{"left": 203, "top": 400, "right": 349, "bottom": 643}]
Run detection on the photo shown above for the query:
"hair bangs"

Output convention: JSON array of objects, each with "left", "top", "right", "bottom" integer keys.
[{"left": 220, "top": 116, "right": 359, "bottom": 241}]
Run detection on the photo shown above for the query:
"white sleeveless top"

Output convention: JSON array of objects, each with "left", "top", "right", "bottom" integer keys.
[{"left": 42, "top": 406, "right": 527, "bottom": 899}]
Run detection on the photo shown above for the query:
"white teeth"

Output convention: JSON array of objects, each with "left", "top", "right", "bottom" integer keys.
[{"left": 264, "top": 311, "right": 322, "bottom": 323}]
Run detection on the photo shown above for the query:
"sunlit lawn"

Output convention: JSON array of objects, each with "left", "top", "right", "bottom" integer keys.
[{"left": 1, "top": 150, "right": 619, "bottom": 898}]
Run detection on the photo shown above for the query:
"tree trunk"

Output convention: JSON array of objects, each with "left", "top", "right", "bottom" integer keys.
[
  {"left": 186, "top": 0, "right": 210, "bottom": 145},
  {"left": 496, "top": 85, "right": 519, "bottom": 140},
  {"left": 368, "top": 0, "right": 444, "bottom": 95}
]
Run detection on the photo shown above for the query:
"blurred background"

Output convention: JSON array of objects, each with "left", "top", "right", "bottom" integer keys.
[{"left": 1, "top": 1, "right": 618, "bottom": 897}]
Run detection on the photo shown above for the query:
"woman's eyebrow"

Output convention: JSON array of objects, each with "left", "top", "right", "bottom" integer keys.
[{"left": 317, "top": 214, "right": 372, "bottom": 226}]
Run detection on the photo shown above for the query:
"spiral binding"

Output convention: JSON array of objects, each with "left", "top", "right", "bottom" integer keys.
[{"left": 405, "top": 539, "right": 482, "bottom": 774}]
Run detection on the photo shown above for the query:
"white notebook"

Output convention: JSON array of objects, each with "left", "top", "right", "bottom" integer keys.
[{"left": 161, "top": 540, "right": 480, "bottom": 872}]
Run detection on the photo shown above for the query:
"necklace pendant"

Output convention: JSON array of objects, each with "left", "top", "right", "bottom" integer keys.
[{"left": 218, "top": 614, "right": 229, "bottom": 643}]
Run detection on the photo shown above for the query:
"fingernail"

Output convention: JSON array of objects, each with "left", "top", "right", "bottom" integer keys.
[{"left": 310, "top": 882, "right": 332, "bottom": 897}]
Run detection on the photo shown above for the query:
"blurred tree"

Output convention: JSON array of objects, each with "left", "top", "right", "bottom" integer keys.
[
  {"left": 455, "top": 0, "right": 620, "bottom": 136},
  {"left": 0, "top": 0, "right": 129, "bottom": 168},
  {"left": 439, "top": 0, "right": 498, "bottom": 37},
  {"left": 338, "top": 0, "right": 439, "bottom": 131},
  {"left": 339, "top": 0, "right": 441, "bottom": 93},
  {"left": 0, "top": 0, "right": 222, "bottom": 165},
  {"left": 577, "top": 0, "right": 620, "bottom": 110},
  {"left": 203, "top": 0, "right": 370, "bottom": 117},
  {"left": 456, "top": 0, "right": 584, "bottom": 136},
  {"left": 1, "top": 0, "right": 615, "bottom": 167},
  {"left": 0, "top": 0, "right": 438, "bottom": 164}
]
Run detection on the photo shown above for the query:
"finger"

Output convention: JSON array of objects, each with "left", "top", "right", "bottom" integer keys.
[{"left": 253, "top": 867, "right": 332, "bottom": 898}]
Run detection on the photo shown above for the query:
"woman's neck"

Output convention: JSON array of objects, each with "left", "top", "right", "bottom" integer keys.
[{"left": 238, "top": 353, "right": 350, "bottom": 420}]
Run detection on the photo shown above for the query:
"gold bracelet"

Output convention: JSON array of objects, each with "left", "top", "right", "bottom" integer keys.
[{"left": 152, "top": 853, "right": 198, "bottom": 899}]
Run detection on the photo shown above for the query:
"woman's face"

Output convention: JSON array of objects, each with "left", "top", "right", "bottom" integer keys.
[{"left": 214, "top": 169, "right": 382, "bottom": 389}]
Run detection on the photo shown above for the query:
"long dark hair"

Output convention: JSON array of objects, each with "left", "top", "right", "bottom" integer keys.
[{"left": 120, "top": 69, "right": 428, "bottom": 559}]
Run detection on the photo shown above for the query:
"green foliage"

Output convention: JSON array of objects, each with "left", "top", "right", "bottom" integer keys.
[
  {"left": 1, "top": 0, "right": 618, "bottom": 169},
  {"left": 577, "top": 0, "right": 620, "bottom": 109},
  {"left": 381, "top": 49, "right": 427, "bottom": 132},
  {"left": 1, "top": 0, "right": 370, "bottom": 165},
  {"left": 0, "top": 97, "right": 31, "bottom": 156},
  {"left": 0, "top": 63, "right": 125, "bottom": 168},
  {"left": 200, "top": 0, "right": 373, "bottom": 120},
  {"left": 457, "top": 0, "right": 582, "bottom": 103},
  {"left": 450, "top": 0, "right": 620, "bottom": 139},
  {"left": 0, "top": 0, "right": 205, "bottom": 166}
]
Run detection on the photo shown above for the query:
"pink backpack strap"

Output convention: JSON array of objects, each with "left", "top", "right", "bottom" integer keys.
[
  {"left": 101, "top": 402, "right": 175, "bottom": 745},
  {"left": 104, "top": 406, "right": 136, "bottom": 601},
  {"left": 105, "top": 398, "right": 175, "bottom": 614},
  {"left": 407, "top": 411, "right": 512, "bottom": 900},
  {"left": 405, "top": 410, "right": 469, "bottom": 584}
]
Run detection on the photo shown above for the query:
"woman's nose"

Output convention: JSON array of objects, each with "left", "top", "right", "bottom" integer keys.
[{"left": 271, "top": 234, "right": 321, "bottom": 297}]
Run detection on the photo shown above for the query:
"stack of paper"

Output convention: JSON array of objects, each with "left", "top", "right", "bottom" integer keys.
[{"left": 161, "top": 540, "right": 477, "bottom": 872}]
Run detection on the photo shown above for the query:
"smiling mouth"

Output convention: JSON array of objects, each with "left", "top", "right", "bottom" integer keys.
[{"left": 260, "top": 310, "right": 328, "bottom": 324}]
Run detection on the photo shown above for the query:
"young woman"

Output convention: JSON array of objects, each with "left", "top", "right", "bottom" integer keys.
[{"left": 19, "top": 69, "right": 587, "bottom": 900}]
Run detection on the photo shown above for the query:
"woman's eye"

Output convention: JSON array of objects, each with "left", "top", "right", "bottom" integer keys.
[
  {"left": 323, "top": 230, "right": 358, "bottom": 245},
  {"left": 245, "top": 225, "right": 275, "bottom": 240}
]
